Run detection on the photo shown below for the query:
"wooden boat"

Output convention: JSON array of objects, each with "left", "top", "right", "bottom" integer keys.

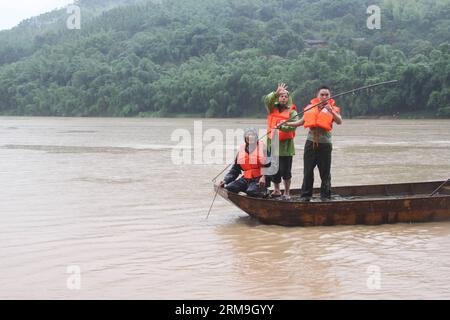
[{"left": 215, "top": 180, "right": 450, "bottom": 226}]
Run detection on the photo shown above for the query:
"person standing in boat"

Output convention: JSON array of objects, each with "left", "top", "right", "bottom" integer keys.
[
  {"left": 218, "top": 128, "right": 269, "bottom": 198},
  {"left": 285, "top": 86, "right": 342, "bottom": 200},
  {"left": 264, "top": 83, "right": 298, "bottom": 200}
]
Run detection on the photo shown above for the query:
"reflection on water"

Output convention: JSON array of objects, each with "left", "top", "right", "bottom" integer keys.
[
  {"left": 217, "top": 218, "right": 450, "bottom": 299},
  {"left": 0, "top": 117, "right": 449, "bottom": 299}
]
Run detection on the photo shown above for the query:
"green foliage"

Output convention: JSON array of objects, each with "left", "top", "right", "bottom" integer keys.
[
  {"left": 437, "top": 107, "right": 450, "bottom": 118},
  {"left": 0, "top": 0, "right": 449, "bottom": 118}
]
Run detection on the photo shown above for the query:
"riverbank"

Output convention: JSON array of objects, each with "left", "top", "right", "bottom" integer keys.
[
  {"left": 1, "top": 110, "right": 447, "bottom": 119},
  {"left": 137, "top": 111, "right": 266, "bottom": 119},
  {"left": 137, "top": 111, "right": 447, "bottom": 120}
]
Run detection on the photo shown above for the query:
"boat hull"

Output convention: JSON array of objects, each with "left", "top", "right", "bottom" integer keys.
[{"left": 216, "top": 181, "right": 450, "bottom": 226}]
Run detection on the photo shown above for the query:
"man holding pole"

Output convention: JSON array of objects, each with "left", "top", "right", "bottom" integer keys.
[{"left": 285, "top": 86, "right": 342, "bottom": 201}]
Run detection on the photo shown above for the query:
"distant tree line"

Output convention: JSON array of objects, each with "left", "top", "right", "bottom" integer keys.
[{"left": 0, "top": 0, "right": 448, "bottom": 118}]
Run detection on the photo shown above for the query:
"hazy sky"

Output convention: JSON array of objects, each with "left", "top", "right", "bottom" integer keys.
[{"left": 0, "top": 0, "right": 74, "bottom": 31}]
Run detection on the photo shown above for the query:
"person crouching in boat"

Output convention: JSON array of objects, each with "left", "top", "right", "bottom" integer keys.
[
  {"left": 218, "top": 128, "right": 268, "bottom": 198},
  {"left": 284, "top": 85, "right": 342, "bottom": 201},
  {"left": 264, "top": 83, "right": 298, "bottom": 200}
]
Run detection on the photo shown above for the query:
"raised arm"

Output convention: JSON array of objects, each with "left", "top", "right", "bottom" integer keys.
[
  {"left": 264, "top": 83, "right": 290, "bottom": 113},
  {"left": 264, "top": 92, "right": 277, "bottom": 114}
]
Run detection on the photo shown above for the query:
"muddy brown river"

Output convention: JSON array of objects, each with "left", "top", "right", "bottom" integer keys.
[{"left": 1, "top": 117, "right": 449, "bottom": 299}]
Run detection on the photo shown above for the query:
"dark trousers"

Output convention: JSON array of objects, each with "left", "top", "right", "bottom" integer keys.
[
  {"left": 301, "top": 140, "right": 332, "bottom": 198},
  {"left": 271, "top": 156, "right": 293, "bottom": 184},
  {"left": 226, "top": 177, "right": 267, "bottom": 198}
]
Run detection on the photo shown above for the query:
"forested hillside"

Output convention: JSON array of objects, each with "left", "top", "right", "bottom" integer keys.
[{"left": 0, "top": 0, "right": 449, "bottom": 118}]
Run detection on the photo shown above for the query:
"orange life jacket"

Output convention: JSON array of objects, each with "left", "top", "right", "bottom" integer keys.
[
  {"left": 236, "top": 142, "right": 266, "bottom": 179},
  {"left": 267, "top": 104, "right": 297, "bottom": 141},
  {"left": 303, "top": 98, "right": 340, "bottom": 132}
]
